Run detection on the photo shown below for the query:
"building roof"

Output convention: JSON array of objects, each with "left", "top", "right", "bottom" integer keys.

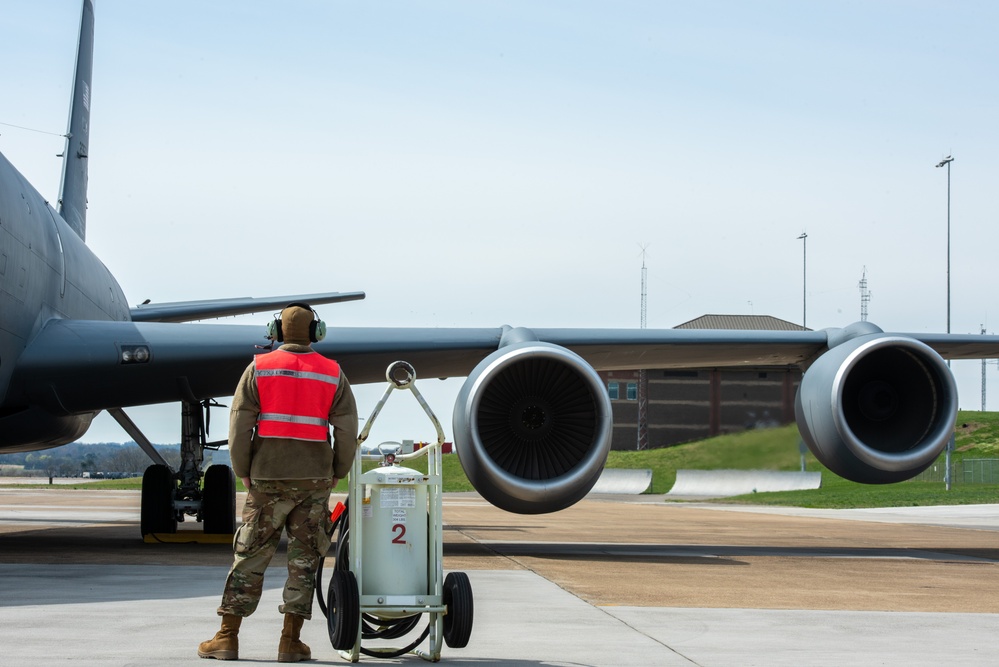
[{"left": 673, "top": 314, "right": 808, "bottom": 331}]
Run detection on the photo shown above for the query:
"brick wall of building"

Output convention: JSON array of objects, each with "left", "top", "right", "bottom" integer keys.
[{"left": 601, "top": 367, "right": 801, "bottom": 451}]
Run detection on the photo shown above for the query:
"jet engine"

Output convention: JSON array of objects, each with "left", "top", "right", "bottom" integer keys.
[
  {"left": 795, "top": 327, "right": 958, "bottom": 484},
  {"left": 453, "top": 336, "right": 612, "bottom": 514}
]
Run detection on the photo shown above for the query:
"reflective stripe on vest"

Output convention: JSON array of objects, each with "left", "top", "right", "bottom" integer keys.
[
  {"left": 254, "top": 350, "right": 340, "bottom": 441},
  {"left": 258, "top": 413, "right": 329, "bottom": 427}
]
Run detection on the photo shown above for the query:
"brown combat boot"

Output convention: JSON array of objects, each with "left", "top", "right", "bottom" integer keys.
[
  {"left": 198, "top": 614, "right": 242, "bottom": 660},
  {"left": 277, "top": 613, "right": 311, "bottom": 662}
]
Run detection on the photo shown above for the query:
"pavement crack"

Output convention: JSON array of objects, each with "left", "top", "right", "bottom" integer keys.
[{"left": 593, "top": 605, "right": 704, "bottom": 667}]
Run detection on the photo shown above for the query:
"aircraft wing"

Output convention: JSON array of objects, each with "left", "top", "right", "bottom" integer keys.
[
  {"left": 8, "top": 319, "right": 842, "bottom": 412},
  {"left": 899, "top": 332, "right": 999, "bottom": 360},
  {"left": 8, "top": 319, "right": 507, "bottom": 413},
  {"left": 11, "top": 318, "right": 999, "bottom": 416},
  {"left": 129, "top": 291, "right": 366, "bottom": 323},
  {"left": 9, "top": 319, "right": 828, "bottom": 414},
  {"left": 12, "top": 316, "right": 999, "bottom": 514}
]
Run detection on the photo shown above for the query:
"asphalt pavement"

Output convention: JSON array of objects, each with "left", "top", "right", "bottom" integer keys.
[{"left": 0, "top": 486, "right": 996, "bottom": 666}]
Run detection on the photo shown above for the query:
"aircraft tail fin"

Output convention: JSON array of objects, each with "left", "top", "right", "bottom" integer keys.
[{"left": 57, "top": 0, "right": 95, "bottom": 241}]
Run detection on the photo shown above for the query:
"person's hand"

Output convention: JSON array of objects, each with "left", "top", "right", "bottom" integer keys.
[
  {"left": 332, "top": 477, "right": 339, "bottom": 489},
  {"left": 241, "top": 476, "right": 251, "bottom": 490}
]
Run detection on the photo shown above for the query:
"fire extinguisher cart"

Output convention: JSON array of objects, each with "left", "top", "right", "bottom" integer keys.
[{"left": 321, "top": 361, "right": 473, "bottom": 662}]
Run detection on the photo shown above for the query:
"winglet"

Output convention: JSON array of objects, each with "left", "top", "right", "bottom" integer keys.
[{"left": 57, "top": 0, "right": 95, "bottom": 240}]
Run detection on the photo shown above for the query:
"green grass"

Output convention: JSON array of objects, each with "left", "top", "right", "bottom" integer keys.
[
  {"left": 6, "top": 411, "right": 999, "bottom": 508},
  {"left": 11, "top": 477, "right": 147, "bottom": 491},
  {"left": 953, "top": 413, "right": 999, "bottom": 456},
  {"left": 605, "top": 425, "right": 805, "bottom": 495},
  {"left": 722, "top": 475, "right": 999, "bottom": 508},
  {"left": 604, "top": 410, "right": 999, "bottom": 508}
]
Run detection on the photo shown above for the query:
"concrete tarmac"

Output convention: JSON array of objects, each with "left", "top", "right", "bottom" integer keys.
[{"left": 0, "top": 486, "right": 996, "bottom": 666}]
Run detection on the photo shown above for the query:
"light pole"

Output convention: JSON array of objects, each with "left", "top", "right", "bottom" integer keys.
[
  {"left": 936, "top": 155, "right": 953, "bottom": 335},
  {"left": 935, "top": 155, "right": 954, "bottom": 490},
  {"left": 797, "top": 232, "right": 807, "bottom": 329}
]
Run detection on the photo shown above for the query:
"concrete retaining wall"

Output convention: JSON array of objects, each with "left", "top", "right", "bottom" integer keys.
[
  {"left": 587, "top": 468, "right": 653, "bottom": 495},
  {"left": 667, "top": 469, "right": 821, "bottom": 498}
]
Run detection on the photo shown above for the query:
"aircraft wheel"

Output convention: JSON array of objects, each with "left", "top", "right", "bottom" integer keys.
[
  {"left": 140, "top": 464, "right": 177, "bottom": 536},
  {"left": 202, "top": 464, "right": 236, "bottom": 534},
  {"left": 443, "top": 571, "right": 473, "bottom": 648},
  {"left": 327, "top": 570, "right": 360, "bottom": 651}
]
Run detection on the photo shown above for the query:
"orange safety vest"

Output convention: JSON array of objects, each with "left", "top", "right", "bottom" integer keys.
[{"left": 253, "top": 350, "right": 341, "bottom": 442}]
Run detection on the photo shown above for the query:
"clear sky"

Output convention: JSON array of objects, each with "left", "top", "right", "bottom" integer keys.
[{"left": 2, "top": 1, "right": 998, "bottom": 445}]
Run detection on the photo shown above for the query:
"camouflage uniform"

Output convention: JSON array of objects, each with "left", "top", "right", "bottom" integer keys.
[
  {"left": 219, "top": 479, "right": 334, "bottom": 619},
  {"left": 199, "top": 306, "right": 357, "bottom": 661},
  {"left": 220, "top": 336, "right": 357, "bottom": 620}
]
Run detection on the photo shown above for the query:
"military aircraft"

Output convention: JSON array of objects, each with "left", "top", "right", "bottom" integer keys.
[{"left": 3, "top": 1, "right": 998, "bottom": 536}]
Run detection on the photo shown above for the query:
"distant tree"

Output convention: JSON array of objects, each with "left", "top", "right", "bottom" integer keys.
[
  {"left": 1, "top": 442, "right": 183, "bottom": 476},
  {"left": 160, "top": 447, "right": 182, "bottom": 470},
  {"left": 56, "top": 457, "right": 76, "bottom": 477},
  {"left": 0, "top": 452, "right": 28, "bottom": 465},
  {"left": 104, "top": 447, "right": 152, "bottom": 474},
  {"left": 34, "top": 455, "right": 75, "bottom": 479}
]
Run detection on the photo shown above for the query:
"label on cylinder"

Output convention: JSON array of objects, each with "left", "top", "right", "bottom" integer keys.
[{"left": 379, "top": 486, "right": 416, "bottom": 508}]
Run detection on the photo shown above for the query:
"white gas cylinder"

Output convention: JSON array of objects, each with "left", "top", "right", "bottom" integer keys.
[{"left": 360, "top": 465, "right": 429, "bottom": 598}]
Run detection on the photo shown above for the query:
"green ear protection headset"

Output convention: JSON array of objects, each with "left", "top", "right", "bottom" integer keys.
[{"left": 266, "top": 302, "right": 326, "bottom": 343}]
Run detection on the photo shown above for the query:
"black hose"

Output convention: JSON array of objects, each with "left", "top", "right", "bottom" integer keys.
[
  {"left": 359, "top": 625, "right": 430, "bottom": 659},
  {"left": 362, "top": 613, "right": 421, "bottom": 639}
]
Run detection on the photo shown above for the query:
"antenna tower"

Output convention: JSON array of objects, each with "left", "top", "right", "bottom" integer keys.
[
  {"left": 859, "top": 267, "right": 872, "bottom": 321},
  {"left": 637, "top": 246, "right": 649, "bottom": 450},
  {"left": 983, "top": 326, "right": 987, "bottom": 411}
]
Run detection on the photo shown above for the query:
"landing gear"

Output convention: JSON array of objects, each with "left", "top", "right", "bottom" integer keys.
[
  {"left": 140, "top": 464, "right": 177, "bottom": 535},
  {"left": 132, "top": 399, "right": 235, "bottom": 540},
  {"left": 202, "top": 464, "right": 237, "bottom": 534}
]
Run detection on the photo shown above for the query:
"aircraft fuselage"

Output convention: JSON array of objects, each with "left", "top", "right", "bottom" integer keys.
[{"left": 0, "top": 151, "right": 129, "bottom": 451}]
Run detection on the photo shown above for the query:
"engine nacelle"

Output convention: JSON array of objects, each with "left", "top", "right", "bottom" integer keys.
[
  {"left": 453, "top": 340, "right": 612, "bottom": 514},
  {"left": 795, "top": 330, "right": 957, "bottom": 484}
]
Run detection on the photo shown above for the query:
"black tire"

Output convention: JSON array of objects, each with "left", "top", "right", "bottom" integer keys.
[
  {"left": 202, "top": 464, "right": 236, "bottom": 534},
  {"left": 328, "top": 570, "right": 359, "bottom": 651},
  {"left": 443, "top": 571, "right": 473, "bottom": 648},
  {"left": 140, "top": 464, "right": 176, "bottom": 536}
]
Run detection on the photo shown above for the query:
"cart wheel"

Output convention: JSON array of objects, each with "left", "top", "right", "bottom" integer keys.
[
  {"left": 443, "top": 571, "right": 473, "bottom": 648},
  {"left": 328, "top": 570, "right": 359, "bottom": 651}
]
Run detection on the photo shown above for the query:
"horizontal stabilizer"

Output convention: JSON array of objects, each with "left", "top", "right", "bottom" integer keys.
[{"left": 129, "top": 291, "right": 365, "bottom": 323}]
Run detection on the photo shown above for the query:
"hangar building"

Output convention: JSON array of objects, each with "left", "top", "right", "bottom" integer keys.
[{"left": 598, "top": 314, "right": 805, "bottom": 451}]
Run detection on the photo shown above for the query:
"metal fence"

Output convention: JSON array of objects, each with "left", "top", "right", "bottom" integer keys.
[{"left": 911, "top": 458, "right": 999, "bottom": 484}]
